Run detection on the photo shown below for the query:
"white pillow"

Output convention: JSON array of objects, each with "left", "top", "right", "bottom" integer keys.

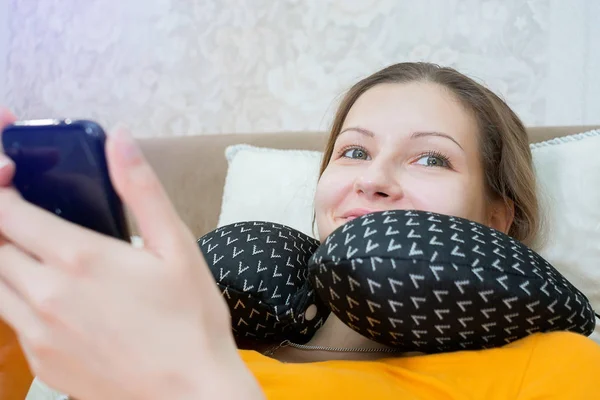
[
  {"left": 530, "top": 130, "right": 600, "bottom": 344},
  {"left": 218, "top": 131, "right": 600, "bottom": 344},
  {"left": 217, "top": 144, "right": 322, "bottom": 238}
]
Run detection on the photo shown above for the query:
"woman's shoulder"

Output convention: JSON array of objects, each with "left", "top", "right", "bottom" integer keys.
[
  {"left": 526, "top": 331, "right": 600, "bottom": 370},
  {"left": 526, "top": 331, "right": 600, "bottom": 355},
  {"left": 516, "top": 332, "right": 600, "bottom": 399}
]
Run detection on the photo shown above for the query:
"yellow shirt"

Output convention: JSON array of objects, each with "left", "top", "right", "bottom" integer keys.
[{"left": 240, "top": 332, "right": 600, "bottom": 399}]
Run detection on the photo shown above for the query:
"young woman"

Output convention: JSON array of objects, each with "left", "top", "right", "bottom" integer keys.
[{"left": 1, "top": 63, "right": 598, "bottom": 400}]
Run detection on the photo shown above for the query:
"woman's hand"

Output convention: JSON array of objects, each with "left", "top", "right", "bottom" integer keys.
[{"left": 0, "top": 109, "right": 264, "bottom": 400}]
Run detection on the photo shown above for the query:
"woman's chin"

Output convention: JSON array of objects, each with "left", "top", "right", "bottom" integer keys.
[
  {"left": 318, "top": 216, "right": 360, "bottom": 242},
  {"left": 333, "top": 216, "right": 358, "bottom": 230}
]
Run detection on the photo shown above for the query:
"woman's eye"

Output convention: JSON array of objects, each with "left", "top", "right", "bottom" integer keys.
[
  {"left": 342, "top": 147, "right": 370, "bottom": 160},
  {"left": 415, "top": 154, "right": 449, "bottom": 168}
]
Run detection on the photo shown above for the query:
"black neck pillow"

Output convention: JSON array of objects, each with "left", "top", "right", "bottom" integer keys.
[
  {"left": 198, "top": 222, "right": 329, "bottom": 343},
  {"left": 308, "top": 210, "right": 596, "bottom": 353},
  {"left": 199, "top": 211, "right": 596, "bottom": 353}
]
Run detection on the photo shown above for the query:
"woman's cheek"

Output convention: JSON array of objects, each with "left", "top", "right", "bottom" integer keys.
[
  {"left": 405, "top": 176, "right": 473, "bottom": 218},
  {"left": 318, "top": 166, "right": 351, "bottom": 200}
]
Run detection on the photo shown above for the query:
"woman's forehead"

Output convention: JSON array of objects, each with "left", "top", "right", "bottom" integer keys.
[{"left": 341, "top": 82, "right": 479, "bottom": 147}]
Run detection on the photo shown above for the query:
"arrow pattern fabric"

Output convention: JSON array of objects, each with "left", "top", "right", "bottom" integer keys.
[
  {"left": 198, "top": 221, "right": 327, "bottom": 343},
  {"left": 308, "top": 210, "right": 596, "bottom": 353}
]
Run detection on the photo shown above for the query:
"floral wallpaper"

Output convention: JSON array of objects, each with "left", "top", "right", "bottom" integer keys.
[{"left": 2, "top": 0, "right": 599, "bottom": 138}]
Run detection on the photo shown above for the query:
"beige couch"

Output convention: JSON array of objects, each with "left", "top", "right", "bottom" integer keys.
[{"left": 10, "top": 125, "right": 600, "bottom": 400}]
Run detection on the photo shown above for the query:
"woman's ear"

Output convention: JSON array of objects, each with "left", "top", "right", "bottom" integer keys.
[{"left": 488, "top": 198, "right": 515, "bottom": 235}]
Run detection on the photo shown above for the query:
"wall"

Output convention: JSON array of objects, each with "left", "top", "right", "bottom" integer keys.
[
  {"left": 545, "top": 0, "right": 600, "bottom": 126},
  {"left": 3, "top": 0, "right": 599, "bottom": 137},
  {"left": 0, "top": 0, "right": 9, "bottom": 103}
]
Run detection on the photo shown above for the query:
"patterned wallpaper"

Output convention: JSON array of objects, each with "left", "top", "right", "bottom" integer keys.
[
  {"left": 2, "top": 0, "right": 599, "bottom": 138},
  {"left": 0, "top": 0, "right": 8, "bottom": 102}
]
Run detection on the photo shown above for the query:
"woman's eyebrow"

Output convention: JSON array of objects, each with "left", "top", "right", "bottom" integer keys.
[
  {"left": 339, "top": 126, "right": 375, "bottom": 138},
  {"left": 411, "top": 131, "right": 464, "bottom": 151},
  {"left": 410, "top": 131, "right": 465, "bottom": 151},
  {"left": 339, "top": 127, "right": 464, "bottom": 151}
]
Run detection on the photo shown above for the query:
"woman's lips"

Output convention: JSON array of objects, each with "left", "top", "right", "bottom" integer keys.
[{"left": 338, "top": 208, "right": 379, "bottom": 222}]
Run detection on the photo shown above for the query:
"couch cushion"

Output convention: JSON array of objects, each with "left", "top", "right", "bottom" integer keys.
[{"left": 0, "top": 320, "right": 33, "bottom": 400}]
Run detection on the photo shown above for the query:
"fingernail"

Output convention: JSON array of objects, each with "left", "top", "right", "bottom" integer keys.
[
  {"left": 114, "top": 128, "right": 142, "bottom": 163},
  {"left": 111, "top": 122, "right": 130, "bottom": 133},
  {"left": 0, "top": 155, "right": 13, "bottom": 170}
]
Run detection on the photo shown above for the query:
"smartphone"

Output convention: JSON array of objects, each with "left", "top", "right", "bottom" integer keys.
[{"left": 1, "top": 119, "right": 130, "bottom": 240}]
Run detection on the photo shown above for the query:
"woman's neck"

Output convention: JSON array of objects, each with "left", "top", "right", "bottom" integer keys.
[
  {"left": 271, "top": 314, "right": 396, "bottom": 363},
  {"left": 306, "top": 314, "right": 390, "bottom": 350}
]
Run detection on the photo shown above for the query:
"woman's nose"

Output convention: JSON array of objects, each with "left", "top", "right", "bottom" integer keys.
[{"left": 353, "top": 164, "right": 403, "bottom": 201}]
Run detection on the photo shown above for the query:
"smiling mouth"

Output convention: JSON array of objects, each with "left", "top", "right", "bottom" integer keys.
[
  {"left": 338, "top": 208, "right": 380, "bottom": 223},
  {"left": 338, "top": 213, "right": 373, "bottom": 224}
]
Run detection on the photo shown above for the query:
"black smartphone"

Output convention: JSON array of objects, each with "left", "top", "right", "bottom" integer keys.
[{"left": 1, "top": 119, "right": 130, "bottom": 241}]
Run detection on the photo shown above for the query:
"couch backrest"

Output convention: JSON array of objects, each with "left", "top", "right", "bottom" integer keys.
[{"left": 136, "top": 126, "right": 600, "bottom": 238}]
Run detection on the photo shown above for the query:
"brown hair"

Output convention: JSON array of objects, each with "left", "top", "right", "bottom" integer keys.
[{"left": 317, "top": 62, "right": 540, "bottom": 246}]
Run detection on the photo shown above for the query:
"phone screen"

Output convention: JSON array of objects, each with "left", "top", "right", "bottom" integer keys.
[{"left": 2, "top": 120, "right": 130, "bottom": 240}]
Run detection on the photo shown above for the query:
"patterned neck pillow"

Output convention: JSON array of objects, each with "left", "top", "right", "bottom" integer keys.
[
  {"left": 197, "top": 222, "right": 329, "bottom": 343},
  {"left": 308, "top": 210, "right": 597, "bottom": 353}
]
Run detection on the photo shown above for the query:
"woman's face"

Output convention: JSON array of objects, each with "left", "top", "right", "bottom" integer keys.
[{"left": 314, "top": 81, "right": 511, "bottom": 242}]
